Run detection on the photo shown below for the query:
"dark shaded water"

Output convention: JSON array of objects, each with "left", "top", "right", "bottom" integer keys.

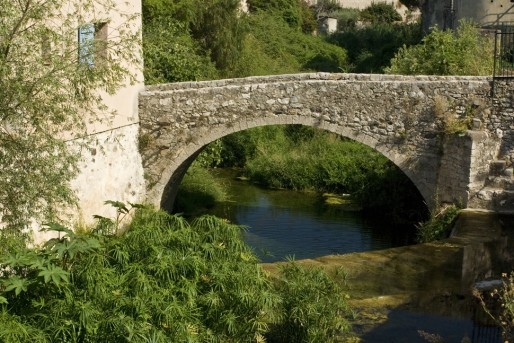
[{"left": 206, "top": 169, "right": 415, "bottom": 263}]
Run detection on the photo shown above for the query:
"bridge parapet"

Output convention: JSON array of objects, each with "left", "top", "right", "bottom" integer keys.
[{"left": 139, "top": 73, "right": 510, "bottom": 212}]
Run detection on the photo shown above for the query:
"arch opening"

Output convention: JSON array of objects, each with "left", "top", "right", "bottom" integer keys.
[{"left": 159, "top": 122, "right": 430, "bottom": 229}]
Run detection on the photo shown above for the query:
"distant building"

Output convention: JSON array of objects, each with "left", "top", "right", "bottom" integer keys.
[
  {"left": 306, "top": 0, "right": 419, "bottom": 22},
  {"left": 421, "top": 0, "right": 514, "bottom": 31},
  {"left": 318, "top": 16, "right": 338, "bottom": 34}
]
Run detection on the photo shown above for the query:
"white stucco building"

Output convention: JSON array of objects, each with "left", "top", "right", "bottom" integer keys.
[
  {"left": 70, "top": 0, "right": 145, "bottom": 228},
  {"left": 31, "top": 0, "right": 146, "bottom": 242}
]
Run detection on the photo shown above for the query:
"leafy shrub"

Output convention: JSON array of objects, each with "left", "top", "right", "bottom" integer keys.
[
  {"left": 360, "top": 3, "right": 402, "bottom": 24},
  {"left": 266, "top": 262, "right": 354, "bottom": 343},
  {"left": 0, "top": 209, "right": 278, "bottom": 342},
  {"left": 143, "top": 20, "right": 218, "bottom": 83},
  {"left": 0, "top": 207, "right": 356, "bottom": 342},
  {"left": 246, "top": 0, "right": 316, "bottom": 33},
  {"left": 416, "top": 204, "right": 460, "bottom": 243},
  {"left": 329, "top": 22, "right": 422, "bottom": 73},
  {"left": 231, "top": 12, "right": 348, "bottom": 76},
  {"left": 174, "top": 162, "right": 227, "bottom": 215},
  {"left": 385, "top": 20, "right": 494, "bottom": 76}
]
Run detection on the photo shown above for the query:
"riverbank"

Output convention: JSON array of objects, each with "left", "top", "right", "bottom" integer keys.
[{"left": 262, "top": 210, "right": 514, "bottom": 342}]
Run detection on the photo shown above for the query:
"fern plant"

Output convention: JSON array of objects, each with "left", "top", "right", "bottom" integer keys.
[
  {"left": 1, "top": 205, "right": 354, "bottom": 342},
  {"left": 0, "top": 207, "right": 279, "bottom": 342}
]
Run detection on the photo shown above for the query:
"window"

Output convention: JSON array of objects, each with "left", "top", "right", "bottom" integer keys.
[
  {"left": 41, "top": 30, "right": 52, "bottom": 65},
  {"left": 78, "top": 22, "right": 108, "bottom": 67}
]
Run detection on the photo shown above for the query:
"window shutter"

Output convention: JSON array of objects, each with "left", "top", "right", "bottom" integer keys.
[{"left": 78, "top": 23, "right": 95, "bottom": 67}]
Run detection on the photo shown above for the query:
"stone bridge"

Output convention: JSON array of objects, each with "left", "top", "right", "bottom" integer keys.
[{"left": 138, "top": 73, "right": 514, "bottom": 213}]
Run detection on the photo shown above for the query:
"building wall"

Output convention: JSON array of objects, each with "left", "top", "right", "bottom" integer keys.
[
  {"left": 422, "top": 0, "right": 514, "bottom": 31},
  {"left": 71, "top": 0, "right": 146, "bottom": 228},
  {"left": 32, "top": 0, "right": 146, "bottom": 243}
]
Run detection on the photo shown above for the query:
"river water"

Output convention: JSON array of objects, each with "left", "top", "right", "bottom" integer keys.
[
  {"left": 205, "top": 169, "right": 415, "bottom": 263},
  {"left": 202, "top": 169, "right": 508, "bottom": 343}
]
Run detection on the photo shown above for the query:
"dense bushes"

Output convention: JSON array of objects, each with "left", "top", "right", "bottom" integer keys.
[
  {"left": 229, "top": 12, "right": 348, "bottom": 77},
  {"left": 143, "top": 0, "right": 349, "bottom": 82},
  {"left": 385, "top": 20, "right": 495, "bottom": 76},
  {"left": 215, "top": 125, "right": 428, "bottom": 226},
  {"left": 174, "top": 163, "right": 227, "bottom": 215},
  {"left": 266, "top": 263, "right": 353, "bottom": 343},
  {"left": 416, "top": 204, "right": 460, "bottom": 243},
  {"left": 359, "top": 3, "right": 402, "bottom": 24},
  {"left": 0, "top": 207, "right": 354, "bottom": 342},
  {"left": 329, "top": 22, "right": 422, "bottom": 73}
]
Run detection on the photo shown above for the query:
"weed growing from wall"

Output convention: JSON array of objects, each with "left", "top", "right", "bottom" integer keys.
[{"left": 416, "top": 204, "right": 460, "bottom": 243}]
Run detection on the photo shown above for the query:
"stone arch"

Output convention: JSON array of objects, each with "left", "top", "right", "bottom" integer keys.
[{"left": 148, "top": 115, "right": 432, "bottom": 213}]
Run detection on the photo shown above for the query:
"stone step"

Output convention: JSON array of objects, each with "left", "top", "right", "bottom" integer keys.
[
  {"left": 485, "top": 175, "right": 514, "bottom": 190},
  {"left": 474, "top": 188, "right": 514, "bottom": 213},
  {"left": 489, "top": 160, "right": 508, "bottom": 176}
]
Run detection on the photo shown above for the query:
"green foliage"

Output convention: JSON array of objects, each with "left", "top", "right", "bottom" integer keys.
[
  {"left": 385, "top": 20, "right": 495, "bottom": 76},
  {"left": 190, "top": 0, "right": 248, "bottom": 74},
  {"left": 314, "top": 0, "right": 342, "bottom": 17},
  {"left": 195, "top": 139, "right": 223, "bottom": 168},
  {"left": 0, "top": 208, "right": 279, "bottom": 342},
  {"left": 266, "top": 262, "right": 353, "bottom": 343},
  {"left": 142, "top": 0, "right": 246, "bottom": 80},
  {"left": 331, "top": 8, "right": 360, "bottom": 32},
  {"left": 142, "top": 0, "right": 197, "bottom": 23},
  {"left": 174, "top": 163, "right": 227, "bottom": 216},
  {"left": 416, "top": 204, "right": 460, "bottom": 243},
  {"left": 0, "top": 0, "right": 139, "bottom": 232},
  {"left": 142, "top": 0, "right": 348, "bottom": 80},
  {"left": 221, "top": 125, "right": 427, "bottom": 225},
  {"left": 219, "top": 126, "right": 283, "bottom": 167},
  {"left": 142, "top": 20, "right": 218, "bottom": 84},
  {"left": 330, "top": 22, "right": 422, "bottom": 73},
  {"left": 360, "top": 3, "right": 402, "bottom": 24},
  {"left": 246, "top": 0, "right": 316, "bottom": 33},
  {"left": 232, "top": 12, "right": 348, "bottom": 76},
  {"left": 0, "top": 206, "right": 355, "bottom": 341}
]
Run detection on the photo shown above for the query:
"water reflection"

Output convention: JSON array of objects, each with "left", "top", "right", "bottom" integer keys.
[{"left": 206, "top": 169, "right": 414, "bottom": 262}]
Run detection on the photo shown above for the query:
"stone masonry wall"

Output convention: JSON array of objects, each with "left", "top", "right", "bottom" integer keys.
[{"left": 139, "top": 73, "right": 501, "bottom": 211}]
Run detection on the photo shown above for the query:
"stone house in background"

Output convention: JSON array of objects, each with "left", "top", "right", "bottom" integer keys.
[{"left": 421, "top": 0, "right": 514, "bottom": 31}]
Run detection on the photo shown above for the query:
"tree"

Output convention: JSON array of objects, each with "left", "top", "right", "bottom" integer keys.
[
  {"left": 190, "top": 0, "right": 248, "bottom": 74},
  {"left": 385, "top": 20, "right": 494, "bottom": 75},
  {"left": 142, "top": 0, "right": 247, "bottom": 80},
  {"left": 360, "top": 3, "right": 402, "bottom": 24},
  {"left": 0, "top": 1, "right": 140, "bottom": 240},
  {"left": 246, "top": 0, "right": 316, "bottom": 34}
]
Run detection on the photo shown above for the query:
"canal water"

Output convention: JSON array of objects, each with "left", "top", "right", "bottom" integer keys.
[{"left": 205, "top": 169, "right": 415, "bottom": 263}]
